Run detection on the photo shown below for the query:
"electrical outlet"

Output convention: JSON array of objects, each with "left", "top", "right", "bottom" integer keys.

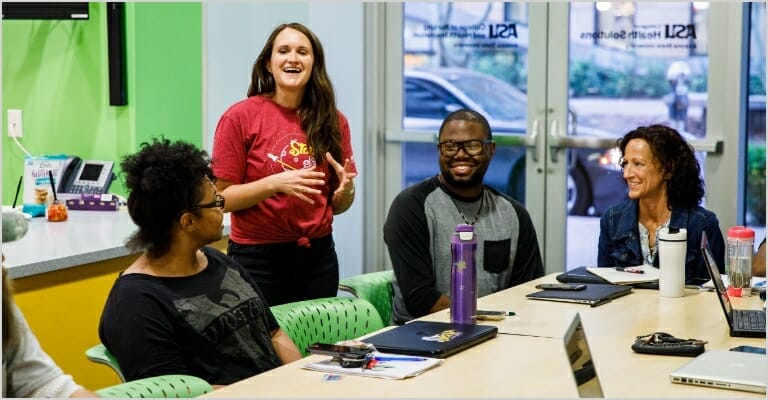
[{"left": 8, "top": 109, "right": 23, "bottom": 138}]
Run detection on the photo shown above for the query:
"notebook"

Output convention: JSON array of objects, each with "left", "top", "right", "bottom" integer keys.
[
  {"left": 303, "top": 351, "right": 443, "bottom": 380},
  {"left": 563, "top": 313, "right": 604, "bottom": 398},
  {"left": 586, "top": 264, "right": 660, "bottom": 285},
  {"left": 558, "top": 266, "right": 659, "bottom": 289},
  {"left": 701, "top": 232, "right": 766, "bottom": 337},
  {"left": 361, "top": 320, "right": 498, "bottom": 358},
  {"left": 526, "top": 283, "right": 632, "bottom": 307},
  {"left": 670, "top": 349, "right": 767, "bottom": 393}
]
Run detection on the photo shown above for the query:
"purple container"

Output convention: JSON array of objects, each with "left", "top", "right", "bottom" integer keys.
[{"left": 450, "top": 224, "right": 477, "bottom": 324}]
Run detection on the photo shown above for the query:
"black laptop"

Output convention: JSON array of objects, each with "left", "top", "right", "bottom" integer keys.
[
  {"left": 526, "top": 283, "right": 632, "bottom": 307},
  {"left": 701, "top": 232, "right": 765, "bottom": 337},
  {"left": 361, "top": 320, "right": 498, "bottom": 358}
]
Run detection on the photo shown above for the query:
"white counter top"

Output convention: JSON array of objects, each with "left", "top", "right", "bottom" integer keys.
[{"left": 3, "top": 210, "right": 231, "bottom": 279}]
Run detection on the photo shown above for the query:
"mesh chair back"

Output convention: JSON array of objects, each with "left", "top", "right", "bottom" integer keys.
[
  {"left": 85, "top": 343, "right": 125, "bottom": 382},
  {"left": 271, "top": 297, "right": 384, "bottom": 356},
  {"left": 95, "top": 374, "right": 213, "bottom": 398},
  {"left": 338, "top": 270, "right": 395, "bottom": 326}
]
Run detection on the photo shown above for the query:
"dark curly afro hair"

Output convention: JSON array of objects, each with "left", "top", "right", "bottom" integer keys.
[{"left": 121, "top": 138, "right": 212, "bottom": 258}]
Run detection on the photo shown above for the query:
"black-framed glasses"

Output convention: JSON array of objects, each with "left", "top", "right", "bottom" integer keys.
[
  {"left": 191, "top": 194, "right": 225, "bottom": 210},
  {"left": 437, "top": 139, "right": 493, "bottom": 157}
]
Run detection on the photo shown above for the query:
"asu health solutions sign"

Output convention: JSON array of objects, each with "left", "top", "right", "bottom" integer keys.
[{"left": 413, "top": 22, "right": 524, "bottom": 49}]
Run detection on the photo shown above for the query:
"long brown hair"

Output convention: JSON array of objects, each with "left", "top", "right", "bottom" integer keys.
[{"left": 248, "top": 22, "right": 342, "bottom": 163}]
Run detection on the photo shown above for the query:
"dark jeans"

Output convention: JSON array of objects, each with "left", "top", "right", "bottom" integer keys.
[{"left": 227, "top": 234, "right": 339, "bottom": 307}]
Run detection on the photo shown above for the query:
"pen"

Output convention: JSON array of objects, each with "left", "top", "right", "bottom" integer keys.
[
  {"left": 615, "top": 267, "right": 644, "bottom": 274},
  {"left": 373, "top": 356, "right": 427, "bottom": 362}
]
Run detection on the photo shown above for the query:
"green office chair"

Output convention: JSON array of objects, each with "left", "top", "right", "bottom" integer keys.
[
  {"left": 270, "top": 297, "right": 384, "bottom": 356},
  {"left": 95, "top": 374, "right": 212, "bottom": 398},
  {"left": 338, "top": 270, "right": 395, "bottom": 326},
  {"left": 85, "top": 343, "right": 125, "bottom": 382}
]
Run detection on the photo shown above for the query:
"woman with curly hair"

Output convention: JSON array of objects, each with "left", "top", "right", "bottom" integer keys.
[
  {"left": 597, "top": 124, "right": 725, "bottom": 285},
  {"left": 211, "top": 22, "right": 356, "bottom": 306},
  {"left": 99, "top": 139, "right": 301, "bottom": 386}
]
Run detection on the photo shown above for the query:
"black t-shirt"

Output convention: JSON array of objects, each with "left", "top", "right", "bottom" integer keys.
[{"left": 98, "top": 247, "right": 281, "bottom": 385}]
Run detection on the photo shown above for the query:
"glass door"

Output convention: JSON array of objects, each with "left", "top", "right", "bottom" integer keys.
[
  {"left": 375, "top": 2, "right": 759, "bottom": 273},
  {"left": 382, "top": 3, "right": 550, "bottom": 266},
  {"left": 544, "top": 2, "right": 757, "bottom": 270}
]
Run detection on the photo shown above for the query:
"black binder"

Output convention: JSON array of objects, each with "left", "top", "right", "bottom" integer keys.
[{"left": 556, "top": 266, "right": 610, "bottom": 284}]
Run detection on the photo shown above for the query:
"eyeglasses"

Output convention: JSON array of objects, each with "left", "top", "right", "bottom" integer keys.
[
  {"left": 191, "top": 194, "right": 225, "bottom": 210},
  {"left": 437, "top": 139, "right": 493, "bottom": 157}
]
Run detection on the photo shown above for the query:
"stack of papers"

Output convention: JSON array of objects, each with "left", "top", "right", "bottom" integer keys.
[
  {"left": 586, "top": 265, "right": 659, "bottom": 285},
  {"left": 303, "top": 352, "right": 443, "bottom": 379}
]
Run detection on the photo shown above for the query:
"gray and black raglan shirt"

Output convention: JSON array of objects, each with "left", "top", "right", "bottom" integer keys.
[{"left": 385, "top": 176, "right": 544, "bottom": 324}]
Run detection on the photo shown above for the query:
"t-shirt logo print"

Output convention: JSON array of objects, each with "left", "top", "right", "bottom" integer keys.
[{"left": 267, "top": 136, "right": 316, "bottom": 172}]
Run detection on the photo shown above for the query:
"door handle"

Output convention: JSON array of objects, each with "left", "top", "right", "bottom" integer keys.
[
  {"left": 527, "top": 119, "right": 540, "bottom": 162},
  {"left": 549, "top": 119, "right": 561, "bottom": 163},
  {"left": 492, "top": 119, "right": 541, "bottom": 162}
]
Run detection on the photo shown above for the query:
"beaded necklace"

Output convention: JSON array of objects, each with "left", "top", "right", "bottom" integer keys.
[{"left": 450, "top": 192, "right": 484, "bottom": 225}]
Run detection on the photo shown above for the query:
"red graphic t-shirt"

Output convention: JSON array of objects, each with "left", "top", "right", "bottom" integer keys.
[{"left": 212, "top": 96, "right": 356, "bottom": 245}]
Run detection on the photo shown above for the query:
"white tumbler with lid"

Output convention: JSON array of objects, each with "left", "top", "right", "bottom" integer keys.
[
  {"left": 726, "top": 226, "right": 754, "bottom": 297},
  {"left": 658, "top": 227, "right": 687, "bottom": 298}
]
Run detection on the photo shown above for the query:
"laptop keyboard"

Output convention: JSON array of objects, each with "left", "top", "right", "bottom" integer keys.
[{"left": 733, "top": 310, "right": 766, "bottom": 331}]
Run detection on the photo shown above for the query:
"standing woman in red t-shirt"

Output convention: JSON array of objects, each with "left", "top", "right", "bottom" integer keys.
[{"left": 211, "top": 22, "right": 356, "bottom": 306}]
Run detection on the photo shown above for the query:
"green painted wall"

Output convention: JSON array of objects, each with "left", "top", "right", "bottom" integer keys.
[{"left": 2, "top": 3, "right": 202, "bottom": 203}]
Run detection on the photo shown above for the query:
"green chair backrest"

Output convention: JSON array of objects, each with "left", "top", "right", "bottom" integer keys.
[
  {"left": 85, "top": 343, "right": 125, "bottom": 382},
  {"left": 95, "top": 374, "right": 213, "bottom": 398},
  {"left": 338, "top": 270, "right": 395, "bottom": 326},
  {"left": 270, "top": 297, "right": 385, "bottom": 356}
]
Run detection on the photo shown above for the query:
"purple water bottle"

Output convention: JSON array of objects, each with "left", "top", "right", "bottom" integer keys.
[{"left": 450, "top": 224, "right": 477, "bottom": 324}]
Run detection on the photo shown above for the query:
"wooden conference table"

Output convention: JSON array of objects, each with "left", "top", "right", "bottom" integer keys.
[{"left": 205, "top": 274, "right": 766, "bottom": 398}]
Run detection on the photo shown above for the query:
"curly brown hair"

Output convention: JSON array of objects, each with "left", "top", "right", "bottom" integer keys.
[{"left": 618, "top": 124, "right": 705, "bottom": 209}]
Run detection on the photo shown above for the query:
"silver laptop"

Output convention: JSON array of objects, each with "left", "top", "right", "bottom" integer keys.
[
  {"left": 670, "top": 349, "right": 767, "bottom": 393},
  {"left": 701, "top": 232, "right": 766, "bottom": 337},
  {"left": 563, "top": 313, "right": 604, "bottom": 398}
]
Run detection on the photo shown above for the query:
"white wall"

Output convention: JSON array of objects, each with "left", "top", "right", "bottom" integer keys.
[{"left": 203, "top": 2, "right": 365, "bottom": 279}]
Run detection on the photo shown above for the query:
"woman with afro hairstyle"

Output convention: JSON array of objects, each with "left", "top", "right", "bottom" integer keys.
[
  {"left": 597, "top": 124, "right": 725, "bottom": 285},
  {"left": 98, "top": 139, "right": 301, "bottom": 387}
]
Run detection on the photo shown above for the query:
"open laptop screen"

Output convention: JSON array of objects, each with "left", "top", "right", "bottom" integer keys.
[
  {"left": 563, "top": 313, "right": 604, "bottom": 398},
  {"left": 701, "top": 232, "right": 733, "bottom": 317}
]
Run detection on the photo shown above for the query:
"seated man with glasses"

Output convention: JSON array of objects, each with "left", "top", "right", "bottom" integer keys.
[
  {"left": 99, "top": 139, "right": 301, "bottom": 387},
  {"left": 384, "top": 108, "right": 544, "bottom": 324}
]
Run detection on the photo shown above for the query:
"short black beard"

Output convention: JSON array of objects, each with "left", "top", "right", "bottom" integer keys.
[{"left": 439, "top": 164, "right": 487, "bottom": 189}]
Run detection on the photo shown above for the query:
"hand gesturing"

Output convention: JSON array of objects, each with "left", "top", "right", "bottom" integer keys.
[{"left": 325, "top": 152, "right": 357, "bottom": 196}]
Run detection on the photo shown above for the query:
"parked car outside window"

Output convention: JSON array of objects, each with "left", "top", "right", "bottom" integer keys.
[{"left": 402, "top": 67, "right": 625, "bottom": 216}]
